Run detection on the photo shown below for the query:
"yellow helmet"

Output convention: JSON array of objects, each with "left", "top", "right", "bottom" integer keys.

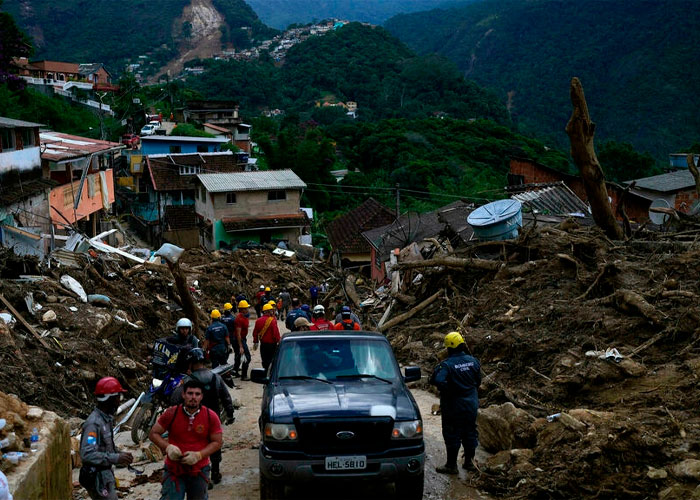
[
  {"left": 238, "top": 300, "right": 251, "bottom": 309},
  {"left": 223, "top": 302, "right": 233, "bottom": 311},
  {"left": 444, "top": 331, "right": 465, "bottom": 349},
  {"left": 211, "top": 309, "right": 221, "bottom": 319},
  {"left": 265, "top": 286, "right": 271, "bottom": 292},
  {"left": 262, "top": 303, "right": 274, "bottom": 312},
  {"left": 268, "top": 300, "right": 277, "bottom": 306}
]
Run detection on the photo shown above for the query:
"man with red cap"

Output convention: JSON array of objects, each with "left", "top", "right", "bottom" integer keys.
[{"left": 79, "top": 377, "right": 134, "bottom": 499}]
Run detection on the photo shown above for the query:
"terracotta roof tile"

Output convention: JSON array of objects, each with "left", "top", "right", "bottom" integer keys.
[{"left": 325, "top": 198, "right": 395, "bottom": 254}]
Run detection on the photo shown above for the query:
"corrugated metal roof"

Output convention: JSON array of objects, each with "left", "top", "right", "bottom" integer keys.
[
  {"left": 0, "top": 117, "right": 44, "bottom": 128},
  {"left": 626, "top": 170, "right": 696, "bottom": 193},
  {"left": 40, "top": 131, "right": 124, "bottom": 162},
  {"left": 197, "top": 169, "right": 306, "bottom": 192},
  {"left": 510, "top": 182, "right": 590, "bottom": 217}
]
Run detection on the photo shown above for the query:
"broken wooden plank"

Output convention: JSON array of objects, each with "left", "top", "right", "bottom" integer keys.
[
  {"left": 378, "top": 290, "right": 443, "bottom": 333},
  {"left": 0, "top": 293, "right": 52, "bottom": 349}
]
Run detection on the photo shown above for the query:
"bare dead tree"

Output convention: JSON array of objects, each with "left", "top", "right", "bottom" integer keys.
[
  {"left": 565, "top": 77, "right": 623, "bottom": 240},
  {"left": 686, "top": 154, "right": 700, "bottom": 196}
]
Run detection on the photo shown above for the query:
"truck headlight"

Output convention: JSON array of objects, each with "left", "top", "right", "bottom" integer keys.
[
  {"left": 391, "top": 420, "right": 423, "bottom": 439},
  {"left": 264, "top": 423, "right": 298, "bottom": 441}
]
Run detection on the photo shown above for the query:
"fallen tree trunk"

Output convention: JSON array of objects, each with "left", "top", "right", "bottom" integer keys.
[
  {"left": 394, "top": 256, "right": 502, "bottom": 272},
  {"left": 378, "top": 290, "right": 443, "bottom": 332},
  {"left": 167, "top": 261, "right": 202, "bottom": 336},
  {"left": 613, "top": 289, "right": 664, "bottom": 327},
  {"left": 344, "top": 274, "right": 361, "bottom": 307},
  {"left": 565, "top": 77, "right": 623, "bottom": 240}
]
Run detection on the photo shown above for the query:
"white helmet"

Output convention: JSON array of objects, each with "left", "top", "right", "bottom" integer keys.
[
  {"left": 313, "top": 304, "right": 325, "bottom": 314},
  {"left": 175, "top": 318, "right": 193, "bottom": 330},
  {"left": 259, "top": 285, "right": 265, "bottom": 290}
]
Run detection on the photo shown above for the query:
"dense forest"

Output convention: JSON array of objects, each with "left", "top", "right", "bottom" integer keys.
[
  {"left": 2, "top": 0, "right": 276, "bottom": 73},
  {"left": 245, "top": 0, "right": 456, "bottom": 29},
  {"left": 385, "top": 0, "right": 700, "bottom": 162}
]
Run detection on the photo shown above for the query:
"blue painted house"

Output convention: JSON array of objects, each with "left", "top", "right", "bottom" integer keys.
[{"left": 140, "top": 135, "right": 229, "bottom": 156}]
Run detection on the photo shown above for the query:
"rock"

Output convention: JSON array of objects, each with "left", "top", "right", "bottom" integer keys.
[
  {"left": 568, "top": 408, "right": 615, "bottom": 426},
  {"left": 486, "top": 450, "right": 512, "bottom": 470},
  {"left": 617, "top": 358, "right": 646, "bottom": 377},
  {"left": 559, "top": 412, "right": 587, "bottom": 432},
  {"left": 648, "top": 467, "right": 668, "bottom": 480},
  {"left": 672, "top": 459, "right": 700, "bottom": 480},
  {"left": 79, "top": 369, "right": 96, "bottom": 381},
  {"left": 477, "top": 402, "right": 536, "bottom": 452},
  {"left": 41, "top": 310, "right": 57, "bottom": 323},
  {"left": 47, "top": 327, "right": 62, "bottom": 337},
  {"left": 25, "top": 406, "right": 44, "bottom": 420},
  {"left": 46, "top": 295, "right": 58, "bottom": 303}
]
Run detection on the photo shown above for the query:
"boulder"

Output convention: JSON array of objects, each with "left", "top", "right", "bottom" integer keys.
[
  {"left": 477, "top": 402, "right": 536, "bottom": 452},
  {"left": 672, "top": 459, "right": 700, "bottom": 480},
  {"left": 41, "top": 310, "right": 57, "bottom": 324},
  {"left": 648, "top": 467, "right": 668, "bottom": 480}
]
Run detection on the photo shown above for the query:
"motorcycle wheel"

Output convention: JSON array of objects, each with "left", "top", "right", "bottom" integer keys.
[{"left": 131, "top": 402, "right": 155, "bottom": 444}]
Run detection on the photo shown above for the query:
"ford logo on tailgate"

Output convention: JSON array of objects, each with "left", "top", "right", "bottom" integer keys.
[{"left": 336, "top": 431, "right": 355, "bottom": 440}]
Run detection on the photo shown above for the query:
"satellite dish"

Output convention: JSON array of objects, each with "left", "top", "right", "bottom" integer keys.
[{"left": 649, "top": 199, "right": 671, "bottom": 225}]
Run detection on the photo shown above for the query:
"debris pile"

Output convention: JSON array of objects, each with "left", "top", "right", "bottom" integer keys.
[{"left": 365, "top": 221, "right": 700, "bottom": 498}]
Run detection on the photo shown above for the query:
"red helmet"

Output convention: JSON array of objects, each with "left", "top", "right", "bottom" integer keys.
[{"left": 94, "top": 377, "right": 127, "bottom": 396}]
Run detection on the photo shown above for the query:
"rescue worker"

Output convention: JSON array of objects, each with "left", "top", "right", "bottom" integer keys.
[
  {"left": 333, "top": 306, "right": 361, "bottom": 330},
  {"left": 220, "top": 303, "right": 236, "bottom": 348},
  {"left": 334, "top": 305, "right": 362, "bottom": 328},
  {"left": 311, "top": 305, "right": 333, "bottom": 331},
  {"left": 172, "top": 348, "right": 235, "bottom": 490},
  {"left": 254, "top": 285, "right": 266, "bottom": 318},
  {"left": 294, "top": 317, "right": 312, "bottom": 331},
  {"left": 309, "top": 283, "right": 320, "bottom": 306},
  {"left": 263, "top": 286, "right": 273, "bottom": 305},
  {"left": 203, "top": 310, "right": 231, "bottom": 369},
  {"left": 430, "top": 332, "right": 481, "bottom": 475},
  {"left": 300, "top": 304, "right": 312, "bottom": 321},
  {"left": 79, "top": 377, "right": 134, "bottom": 500},
  {"left": 267, "top": 300, "right": 279, "bottom": 320},
  {"left": 285, "top": 298, "right": 305, "bottom": 331},
  {"left": 166, "top": 318, "right": 199, "bottom": 349},
  {"left": 234, "top": 300, "right": 252, "bottom": 380},
  {"left": 279, "top": 288, "right": 291, "bottom": 318},
  {"left": 253, "top": 303, "right": 281, "bottom": 373},
  {"left": 149, "top": 379, "right": 223, "bottom": 499}
]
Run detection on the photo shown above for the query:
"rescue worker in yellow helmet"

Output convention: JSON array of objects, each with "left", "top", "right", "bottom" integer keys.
[
  {"left": 430, "top": 332, "right": 481, "bottom": 475},
  {"left": 233, "top": 300, "right": 252, "bottom": 380},
  {"left": 203, "top": 310, "right": 231, "bottom": 368}
]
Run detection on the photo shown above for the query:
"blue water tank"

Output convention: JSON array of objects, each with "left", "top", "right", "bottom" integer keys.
[{"left": 467, "top": 199, "right": 523, "bottom": 241}]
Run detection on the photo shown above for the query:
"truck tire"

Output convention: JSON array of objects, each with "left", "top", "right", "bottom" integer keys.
[
  {"left": 260, "top": 475, "right": 286, "bottom": 500},
  {"left": 395, "top": 473, "right": 424, "bottom": 500},
  {"left": 130, "top": 403, "right": 154, "bottom": 444}
]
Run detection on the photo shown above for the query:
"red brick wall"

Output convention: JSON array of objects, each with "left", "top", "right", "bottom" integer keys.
[{"left": 674, "top": 189, "right": 699, "bottom": 212}]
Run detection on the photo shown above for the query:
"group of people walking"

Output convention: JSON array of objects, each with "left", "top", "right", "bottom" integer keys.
[{"left": 78, "top": 280, "right": 482, "bottom": 499}]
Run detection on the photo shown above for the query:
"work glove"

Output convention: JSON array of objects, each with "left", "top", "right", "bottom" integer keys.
[
  {"left": 116, "top": 452, "right": 134, "bottom": 466},
  {"left": 225, "top": 414, "right": 235, "bottom": 426},
  {"left": 253, "top": 342, "right": 259, "bottom": 351},
  {"left": 166, "top": 444, "right": 183, "bottom": 461},
  {"left": 181, "top": 451, "right": 202, "bottom": 466}
]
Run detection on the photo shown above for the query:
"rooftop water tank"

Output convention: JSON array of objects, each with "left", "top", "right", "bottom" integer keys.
[{"left": 467, "top": 199, "right": 523, "bottom": 241}]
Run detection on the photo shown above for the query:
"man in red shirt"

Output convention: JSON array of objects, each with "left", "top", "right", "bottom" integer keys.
[
  {"left": 254, "top": 285, "right": 266, "bottom": 318},
  {"left": 234, "top": 300, "right": 252, "bottom": 380},
  {"left": 310, "top": 304, "right": 333, "bottom": 331},
  {"left": 149, "top": 379, "right": 223, "bottom": 499},
  {"left": 333, "top": 306, "right": 361, "bottom": 330},
  {"left": 253, "top": 303, "right": 280, "bottom": 373}
]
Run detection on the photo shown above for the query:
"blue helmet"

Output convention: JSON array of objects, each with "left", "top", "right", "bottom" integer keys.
[
  {"left": 342, "top": 306, "right": 351, "bottom": 313},
  {"left": 301, "top": 304, "right": 311, "bottom": 312}
]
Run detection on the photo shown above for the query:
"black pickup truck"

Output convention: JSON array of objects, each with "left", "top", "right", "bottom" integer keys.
[{"left": 251, "top": 331, "right": 425, "bottom": 500}]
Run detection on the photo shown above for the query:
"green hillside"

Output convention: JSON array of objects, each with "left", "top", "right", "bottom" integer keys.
[
  {"left": 384, "top": 0, "right": 700, "bottom": 162},
  {"left": 188, "top": 22, "right": 509, "bottom": 123},
  {"left": 2, "top": 0, "right": 276, "bottom": 74}
]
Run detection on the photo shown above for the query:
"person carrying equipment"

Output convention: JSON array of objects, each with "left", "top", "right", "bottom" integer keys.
[
  {"left": 430, "top": 332, "right": 481, "bottom": 475},
  {"left": 310, "top": 305, "right": 333, "bottom": 331},
  {"left": 332, "top": 306, "right": 361, "bottom": 330},
  {"left": 253, "top": 303, "right": 281, "bottom": 373},
  {"left": 234, "top": 300, "right": 252, "bottom": 380},
  {"left": 203, "top": 310, "right": 231, "bottom": 369}
]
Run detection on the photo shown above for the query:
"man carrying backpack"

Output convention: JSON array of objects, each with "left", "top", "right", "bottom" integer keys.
[{"left": 332, "top": 306, "right": 361, "bottom": 330}]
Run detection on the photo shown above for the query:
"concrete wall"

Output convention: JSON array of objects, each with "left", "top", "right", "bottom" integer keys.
[
  {"left": 196, "top": 189, "right": 301, "bottom": 222},
  {"left": 141, "top": 140, "right": 223, "bottom": 155},
  {"left": 49, "top": 170, "right": 114, "bottom": 224},
  {"left": 7, "top": 411, "right": 71, "bottom": 500},
  {"left": 0, "top": 147, "right": 42, "bottom": 174}
]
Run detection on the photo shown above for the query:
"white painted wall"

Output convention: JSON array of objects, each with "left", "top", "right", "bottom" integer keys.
[{"left": 0, "top": 147, "right": 41, "bottom": 173}]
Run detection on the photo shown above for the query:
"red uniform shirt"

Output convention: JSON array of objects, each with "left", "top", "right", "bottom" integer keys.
[
  {"left": 333, "top": 319, "right": 361, "bottom": 331},
  {"left": 253, "top": 315, "right": 280, "bottom": 344},
  {"left": 234, "top": 313, "right": 250, "bottom": 340},
  {"left": 158, "top": 405, "right": 222, "bottom": 473},
  {"left": 255, "top": 291, "right": 266, "bottom": 305},
  {"left": 311, "top": 319, "right": 333, "bottom": 331}
]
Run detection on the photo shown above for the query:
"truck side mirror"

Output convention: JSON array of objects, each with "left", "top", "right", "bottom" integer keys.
[
  {"left": 251, "top": 368, "right": 269, "bottom": 384},
  {"left": 403, "top": 366, "right": 421, "bottom": 383}
]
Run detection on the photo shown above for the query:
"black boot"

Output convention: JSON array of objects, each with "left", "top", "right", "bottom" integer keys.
[
  {"left": 241, "top": 363, "right": 249, "bottom": 381},
  {"left": 462, "top": 448, "right": 476, "bottom": 470},
  {"left": 436, "top": 447, "right": 459, "bottom": 475}
]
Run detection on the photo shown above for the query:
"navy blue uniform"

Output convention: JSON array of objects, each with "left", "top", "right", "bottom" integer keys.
[
  {"left": 430, "top": 351, "right": 481, "bottom": 453},
  {"left": 285, "top": 308, "right": 307, "bottom": 331},
  {"left": 221, "top": 312, "right": 236, "bottom": 337},
  {"left": 205, "top": 320, "right": 230, "bottom": 368}
]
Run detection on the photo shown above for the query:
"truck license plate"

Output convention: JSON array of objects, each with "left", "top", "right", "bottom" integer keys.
[{"left": 325, "top": 455, "right": 367, "bottom": 471}]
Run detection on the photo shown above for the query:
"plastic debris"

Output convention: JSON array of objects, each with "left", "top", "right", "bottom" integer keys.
[
  {"left": 87, "top": 294, "right": 111, "bottom": 307},
  {"left": 154, "top": 243, "right": 184, "bottom": 264},
  {"left": 585, "top": 348, "right": 624, "bottom": 363},
  {"left": 60, "top": 275, "right": 88, "bottom": 303}
]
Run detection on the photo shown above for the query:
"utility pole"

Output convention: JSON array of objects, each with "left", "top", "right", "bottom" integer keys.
[{"left": 395, "top": 183, "right": 400, "bottom": 220}]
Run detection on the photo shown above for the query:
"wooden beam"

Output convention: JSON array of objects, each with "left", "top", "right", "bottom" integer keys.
[{"left": 0, "top": 294, "right": 52, "bottom": 350}]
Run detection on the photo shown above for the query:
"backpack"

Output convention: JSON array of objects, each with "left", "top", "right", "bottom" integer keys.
[{"left": 342, "top": 321, "right": 356, "bottom": 331}]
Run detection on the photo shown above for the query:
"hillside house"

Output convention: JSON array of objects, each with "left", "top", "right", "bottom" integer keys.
[
  {"left": 140, "top": 135, "right": 229, "bottom": 155},
  {"left": 626, "top": 171, "right": 700, "bottom": 213},
  {"left": 40, "top": 131, "right": 124, "bottom": 235},
  {"left": 195, "top": 170, "right": 308, "bottom": 250},
  {"left": 0, "top": 117, "right": 56, "bottom": 257},
  {"left": 13, "top": 59, "right": 112, "bottom": 86},
  {"left": 181, "top": 101, "right": 241, "bottom": 128},
  {"left": 326, "top": 198, "right": 396, "bottom": 270}
]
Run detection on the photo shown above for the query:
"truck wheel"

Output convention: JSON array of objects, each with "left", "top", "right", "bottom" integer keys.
[
  {"left": 260, "top": 475, "right": 286, "bottom": 500},
  {"left": 130, "top": 403, "right": 154, "bottom": 444},
  {"left": 395, "top": 473, "right": 424, "bottom": 500}
]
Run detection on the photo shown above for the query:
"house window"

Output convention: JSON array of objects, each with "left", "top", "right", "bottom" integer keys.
[
  {"left": 21, "top": 129, "right": 34, "bottom": 147},
  {"left": 0, "top": 129, "right": 16, "bottom": 151},
  {"left": 170, "top": 145, "right": 182, "bottom": 154},
  {"left": 226, "top": 192, "right": 236, "bottom": 204},
  {"left": 179, "top": 165, "right": 200, "bottom": 175},
  {"left": 268, "top": 190, "right": 287, "bottom": 201},
  {"left": 197, "top": 145, "right": 208, "bottom": 153}
]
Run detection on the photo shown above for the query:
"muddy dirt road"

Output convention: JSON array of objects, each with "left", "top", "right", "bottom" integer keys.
[{"left": 114, "top": 320, "right": 487, "bottom": 500}]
